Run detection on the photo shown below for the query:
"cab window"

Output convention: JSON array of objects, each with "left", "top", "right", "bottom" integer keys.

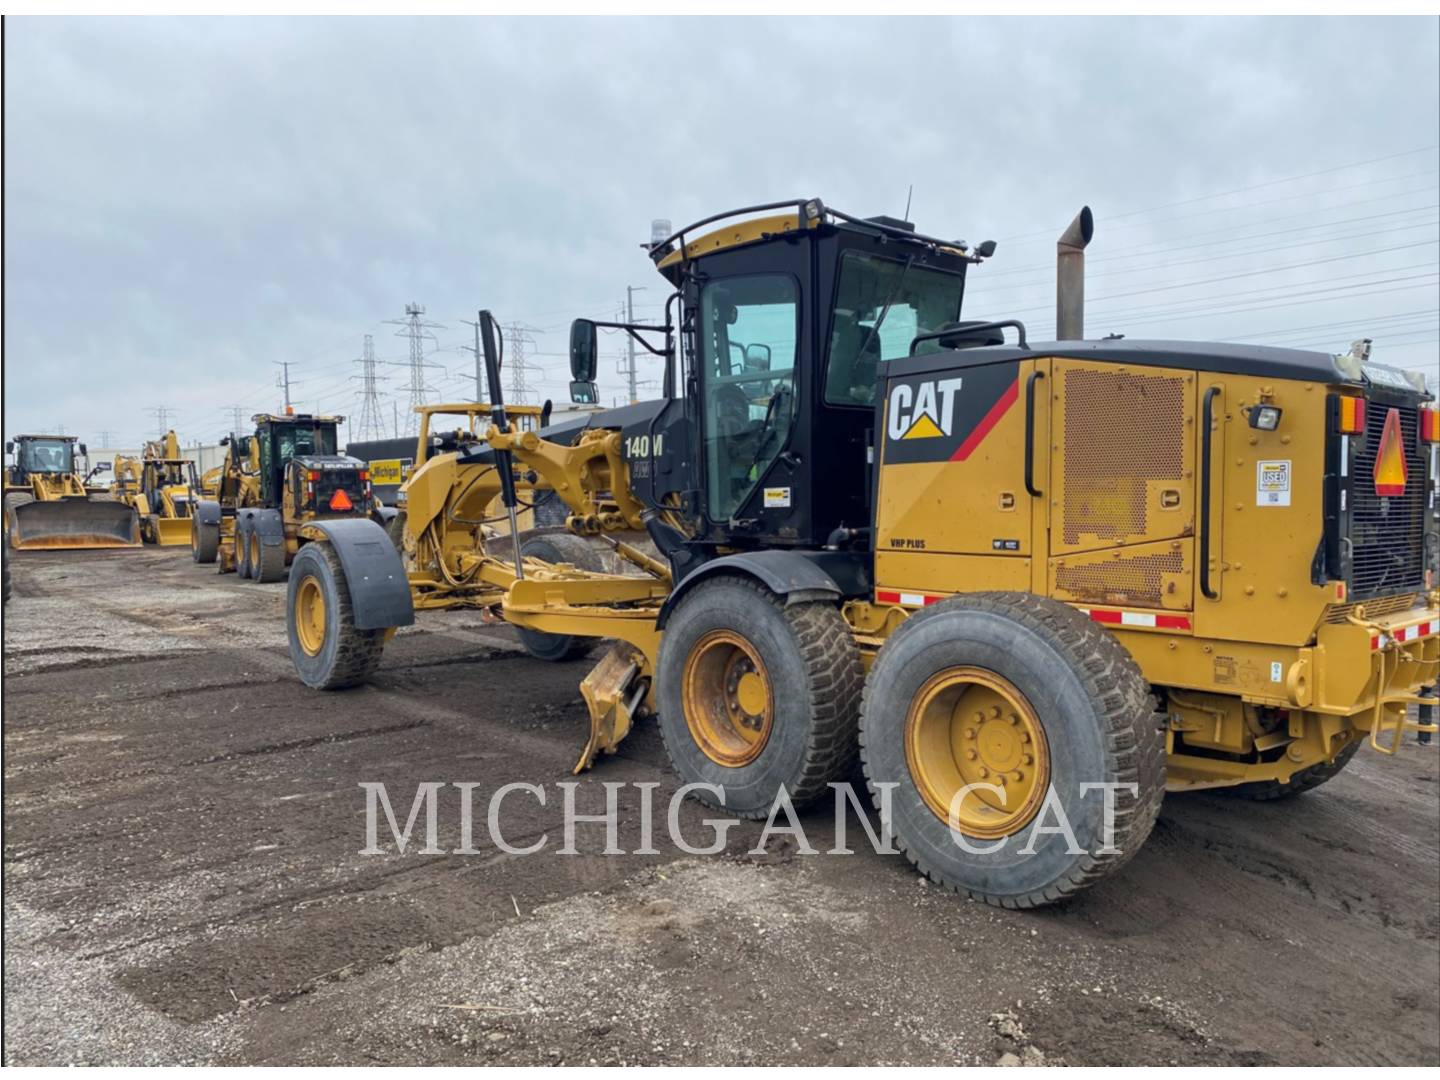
[
  {"left": 698, "top": 275, "right": 798, "bottom": 521},
  {"left": 824, "top": 251, "right": 964, "bottom": 407}
]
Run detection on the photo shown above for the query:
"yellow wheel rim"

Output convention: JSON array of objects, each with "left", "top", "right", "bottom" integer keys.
[
  {"left": 905, "top": 667, "right": 1051, "bottom": 839},
  {"left": 295, "top": 577, "right": 327, "bottom": 656},
  {"left": 682, "top": 630, "right": 774, "bottom": 767},
  {"left": 250, "top": 533, "right": 261, "bottom": 571}
]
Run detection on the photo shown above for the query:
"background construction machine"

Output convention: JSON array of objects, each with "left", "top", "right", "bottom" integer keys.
[
  {"left": 192, "top": 412, "right": 381, "bottom": 582},
  {"left": 112, "top": 430, "right": 203, "bottom": 546},
  {"left": 284, "top": 199, "right": 1439, "bottom": 908},
  {"left": 4, "top": 434, "right": 141, "bottom": 550}
]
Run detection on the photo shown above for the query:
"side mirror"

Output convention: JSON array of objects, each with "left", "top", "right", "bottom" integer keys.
[
  {"left": 5, "top": 441, "right": 13, "bottom": 454},
  {"left": 570, "top": 380, "right": 599, "bottom": 405},
  {"left": 569, "top": 319, "right": 598, "bottom": 382},
  {"left": 975, "top": 239, "right": 997, "bottom": 258},
  {"left": 743, "top": 343, "right": 772, "bottom": 372},
  {"left": 78, "top": 443, "right": 88, "bottom": 457}
]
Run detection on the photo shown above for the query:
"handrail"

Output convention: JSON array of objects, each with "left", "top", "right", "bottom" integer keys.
[
  {"left": 1200, "top": 385, "right": 1221, "bottom": 600},
  {"left": 1024, "top": 370, "right": 1045, "bottom": 497}
]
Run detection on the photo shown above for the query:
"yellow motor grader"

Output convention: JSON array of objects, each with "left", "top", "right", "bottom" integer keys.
[
  {"left": 112, "top": 430, "right": 203, "bottom": 546},
  {"left": 285, "top": 199, "right": 1439, "bottom": 907},
  {"left": 192, "top": 412, "right": 380, "bottom": 582},
  {"left": 4, "top": 434, "right": 141, "bottom": 550}
]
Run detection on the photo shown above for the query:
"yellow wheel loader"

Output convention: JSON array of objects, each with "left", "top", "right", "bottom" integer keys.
[
  {"left": 285, "top": 199, "right": 1438, "bottom": 907},
  {"left": 112, "top": 430, "right": 204, "bottom": 546},
  {"left": 191, "top": 412, "right": 379, "bottom": 582},
  {"left": 4, "top": 434, "right": 141, "bottom": 550}
]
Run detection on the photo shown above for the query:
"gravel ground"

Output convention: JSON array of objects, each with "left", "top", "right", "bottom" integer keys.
[{"left": 3, "top": 547, "right": 1438, "bottom": 1065}]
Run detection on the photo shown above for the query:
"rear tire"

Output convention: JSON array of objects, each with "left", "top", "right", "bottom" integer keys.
[
  {"left": 860, "top": 592, "right": 1164, "bottom": 909},
  {"left": 656, "top": 576, "right": 863, "bottom": 818},
  {"left": 234, "top": 519, "right": 253, "bottom": 579},
  {"left": 514, "top": 532, "right": 604, "bottom": 662},
  {"left": 1220, "top": 741, "right": 1360, "bottom": 801},
  {"left": 254, "top": 535, "right": 288, "bottom": 583},
  {"left": 287, "top": 541, "right": 388, "bottom": 689},
  {"left": 141, "top": 514, "right": 159, "bottom": 545},
  {"left": 191, "top": 515, "right": 219, "bottom": 564},
  {"left": 385, "top": 510, "right": 407, "bottom": 554}
]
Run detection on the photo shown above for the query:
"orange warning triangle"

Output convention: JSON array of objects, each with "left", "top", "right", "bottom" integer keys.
[
  {"left": 1373, "top": 407, "right": 1408, "bottom": 497},
  {"left": 902, "top": 413, "right": 945, "bottom": 440},
  {"left": 329, "top": 487, "right": 354, "bottom": 511}
]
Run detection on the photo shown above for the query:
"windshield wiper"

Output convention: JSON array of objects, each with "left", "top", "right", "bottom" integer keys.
[{"left": 854, "top": 255, "right": 915, "bottom": 364}]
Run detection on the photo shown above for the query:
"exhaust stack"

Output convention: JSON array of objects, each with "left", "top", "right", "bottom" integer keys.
[{"left": 1056, "top": 206, "right": 1094, "bottom": 341}]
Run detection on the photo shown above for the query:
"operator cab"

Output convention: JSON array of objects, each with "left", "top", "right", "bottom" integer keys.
[{"left": 567, "top": 199, "right": 985, "bottom": 554}]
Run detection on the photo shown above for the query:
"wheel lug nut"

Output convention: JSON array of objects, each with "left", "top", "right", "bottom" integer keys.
[
  {"left": 991, "top": 706, "right": 1002, "bottom": 718},
  {"left": 978, "top": 767, "right": 989, "bottom": 778},
  {"left": 964, "top": 727, "right": 976, "bottom": 739},
  {"left": 1008, "top": 714, "right": 1018, "bottom": 725},
  {"left": 1022, "top": 754, "right": 1033, "bottom": 765},
  {"left": 965, "top": 749, "right": 977, "bottom": 760},
  {"left": 1011, "top": 770, "right": 1023, "bottom": 781},
  {"left": 1021, "top": 732, "right": 1031, "bottom": 743}
]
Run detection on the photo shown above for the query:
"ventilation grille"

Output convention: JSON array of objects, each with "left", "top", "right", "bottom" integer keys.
[
  {"left": 1062, "top": 368, "right": 1186, "bottom": 546},
  {"left": 1350, "top": 402, "right": 1426, "bottom": 601},
  {"left": 1323, "top": 593, "right": 1418, "bottom": 624},
  {"left": 1055, "top": 550, "right": 1185, "bottom": 608}
]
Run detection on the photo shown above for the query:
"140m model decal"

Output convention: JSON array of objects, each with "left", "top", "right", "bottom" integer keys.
[{"left": 882, "top": 366, "right": 1019, "bottom": 465}]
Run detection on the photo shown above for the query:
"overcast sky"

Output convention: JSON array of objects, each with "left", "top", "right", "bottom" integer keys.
[{"left": 4, "top": 15, "right": 1438, "bottom": 451}]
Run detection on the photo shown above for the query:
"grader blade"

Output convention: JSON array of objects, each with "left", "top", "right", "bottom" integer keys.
[
  {"left": 7, "top": 498, "right": 142, "bottom": 550},
  {"left": 574, "top": 643, "right": 649, "bottom": 773}
]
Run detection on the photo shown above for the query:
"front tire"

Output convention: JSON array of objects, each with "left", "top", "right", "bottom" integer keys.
[
  {"left": 287, "top": 541, "right": 388, "bottom": 689},
  {"left": 514, "top": 533, "right": 604, "bottom": 662},
  {"left": 191, "top": 515, "right": 219, "bottom": 564},
  {"left": 656, "top": 576, "right": 863, "bottom": 818},
  {"left": 860, "top": 592, "right": 1164, "bottom": 909}
]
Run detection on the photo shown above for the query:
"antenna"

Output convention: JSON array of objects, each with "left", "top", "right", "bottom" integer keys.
[{"left": 903, "top": 184, "right": 913, "bottom": 222}]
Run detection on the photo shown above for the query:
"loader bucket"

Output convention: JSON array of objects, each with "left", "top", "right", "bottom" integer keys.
[
  {"left": 7, "top": 498, "right": 142, "bottom": 550},
  {"left": 153, "top": 516, "right": 193, "bottom": 547}
]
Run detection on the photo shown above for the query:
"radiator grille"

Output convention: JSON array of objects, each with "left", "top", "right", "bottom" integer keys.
[
  {"left": 1055, "top": 551, "right": 1185, "bottom": 608},
  {"left": 1062, "top": 368, "right": 1186, "bottom": 546},
  {"left": 1349, "top": 402, "right": 1426, "bottom": 601}
]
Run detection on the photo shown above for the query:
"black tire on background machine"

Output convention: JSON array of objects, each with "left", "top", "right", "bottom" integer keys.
[
  {"left": 191, "top": 515, "right": 219, "bottom": 564},
  {"left": 254, "top": 534, "right": 288, "bottom": 583},
  {"left": 286, "top": 541, "right": 388, "bottom": 689},
  {"left": 1219, "top": 740, "right": 1360, "bottom": 801},
  {"left": 859, "top": 591, "right": 1165, "bottom": 909},
  {"left": 513, "top": 532, "right": 606, "bottom": 662},
  {"left": 234, "top": 519, "right": 253, "bottom": 579},
  {"left": 655, "top": 575, "right": 864, "bottom": 818}
]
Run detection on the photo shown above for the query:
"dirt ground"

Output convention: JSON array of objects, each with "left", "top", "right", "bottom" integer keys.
[{"left": 2, "top": 546, "right": 1438, "bottom": 1066}]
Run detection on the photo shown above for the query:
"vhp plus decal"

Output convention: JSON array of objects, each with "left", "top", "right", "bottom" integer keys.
[{"left": 882, "top": 365, "right": 1019, "bottom": 465}]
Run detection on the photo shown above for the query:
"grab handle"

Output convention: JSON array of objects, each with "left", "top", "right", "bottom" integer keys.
[{"left": 1200, "top": 385, "right": 1221, "bottom": 600}]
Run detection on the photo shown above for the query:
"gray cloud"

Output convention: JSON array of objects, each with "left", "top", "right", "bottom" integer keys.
[{"left": 4, "top": 15, "right": 1437, "bottom": 447}]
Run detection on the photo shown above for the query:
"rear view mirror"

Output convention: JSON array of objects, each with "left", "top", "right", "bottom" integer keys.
[
  {"left": 569, "top": 319, "right": 598, "bottom": 382},
  {"left": 570, "top": 380, "right": 599, "bottom": 405}
]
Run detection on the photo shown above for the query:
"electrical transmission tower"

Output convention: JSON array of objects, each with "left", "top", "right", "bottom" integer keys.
[
  {"left": 96, "top": 431, "right": 116, "bottom": 450},
  {"left": 274, "top": 361, "right": 298, "bottom": 410},
  {"left": 504, "top": 323, "right": 542, "bottom": 405},
  {"left": 385, "top": 302, "right": 445, "bottom": 438},
  {"left": 148, "top": 407, "right": 172, "bottom": 439},
  {"left": 224, "top": 405, "right": 246, "bottom": 436},
  {"left": 350, "top": 334, "right": 388, "bottom": 442}
]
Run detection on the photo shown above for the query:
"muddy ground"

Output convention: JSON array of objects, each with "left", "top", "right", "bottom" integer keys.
[{"left": 2, "top": 546, "right": 1438, "bottom": 1066}]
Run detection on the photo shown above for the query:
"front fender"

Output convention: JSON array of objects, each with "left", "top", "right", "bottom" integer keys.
[
  {"left": 237, "top": 507, "right": 285, "bottom": 545},
  {"left": 299, "top": 518, "right": 415, "bottom": 630}
]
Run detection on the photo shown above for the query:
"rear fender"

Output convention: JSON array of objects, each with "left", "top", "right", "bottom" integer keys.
[
  {"left": 654, "top": 549, "right": 871, "bottom": 629},
  {"left": 298, "top": 517, "right": 414, "bottom": 630},
  {"left": 195, "top": 499, "right": 222, "bottom": 529}
]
